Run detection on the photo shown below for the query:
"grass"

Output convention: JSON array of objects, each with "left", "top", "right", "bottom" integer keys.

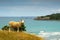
[{"left": 0, "top": 30, "right": 43, "bottom": 40}]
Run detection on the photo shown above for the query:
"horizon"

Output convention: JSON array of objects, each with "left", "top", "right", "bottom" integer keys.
[{"left": 0, "top": 0, "right": 60, "bottom": 17}]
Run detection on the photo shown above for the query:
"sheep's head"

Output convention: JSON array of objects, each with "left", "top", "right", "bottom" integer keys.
[{"left": 21, "top": 20, "right": 24, "bottom": 23}]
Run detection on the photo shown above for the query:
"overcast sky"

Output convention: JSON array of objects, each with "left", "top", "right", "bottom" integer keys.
[{"left": 0, "top": 0, "right": 60, "bottom": 17}]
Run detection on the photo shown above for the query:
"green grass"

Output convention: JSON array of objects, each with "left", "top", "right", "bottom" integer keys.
[{"left": 0, "top": 30, "right": 43, "bottom": 40}]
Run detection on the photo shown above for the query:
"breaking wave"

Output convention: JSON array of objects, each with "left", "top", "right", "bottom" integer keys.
[{"left": 38, "top": 31, "right": 60, "bottom": 40}]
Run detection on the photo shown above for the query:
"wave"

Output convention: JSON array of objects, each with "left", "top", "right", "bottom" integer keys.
[{"left": 38, "top": 31, "right": 60, "bottom": 40}]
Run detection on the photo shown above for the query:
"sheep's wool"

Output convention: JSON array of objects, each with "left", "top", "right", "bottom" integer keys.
[{"left": 9, "top": 21, "right": 22, "bottom": 28}]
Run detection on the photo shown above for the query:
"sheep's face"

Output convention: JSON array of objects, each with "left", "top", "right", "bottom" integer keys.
[{"left": 9, "top": 21, "right": 22, "bottom": 28}]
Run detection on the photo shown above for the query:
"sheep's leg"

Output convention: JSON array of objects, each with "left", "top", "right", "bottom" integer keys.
[
  {"left": 17, "top": 27, "right": 19, "bottom": 32},
  {"left": 9, "top": 27, "right": 11, "bottom": 32}
]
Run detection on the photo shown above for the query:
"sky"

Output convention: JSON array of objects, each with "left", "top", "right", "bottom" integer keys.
[{"left": 0, "top": 0, "right": 60, "bottom": 17}]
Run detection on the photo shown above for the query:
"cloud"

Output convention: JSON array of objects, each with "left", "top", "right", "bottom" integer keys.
[
  {"left": 51, "top": 9, "right": 60, "bottom": 13},
  {"left": 0, "top": 5, "right": 60, "bottom": 16},
  {"left": 0, "top": 6, "right": 41, "bottom": 12}
]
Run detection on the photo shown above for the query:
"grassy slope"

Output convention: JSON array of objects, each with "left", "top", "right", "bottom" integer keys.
[{"left": 0, "top": 30, "right": 43, "bottom": 40}]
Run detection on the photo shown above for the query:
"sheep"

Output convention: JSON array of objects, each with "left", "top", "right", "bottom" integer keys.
[
  {"left": 8, "top": 20, "right": 24, "bottom": 32},
  {"left": 9, "top": 21, "right": 22, "bottom": 28}
]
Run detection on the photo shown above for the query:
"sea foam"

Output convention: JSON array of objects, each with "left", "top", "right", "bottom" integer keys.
[{"left": 38, "top": 31, "right": 60, "bottom": 40}]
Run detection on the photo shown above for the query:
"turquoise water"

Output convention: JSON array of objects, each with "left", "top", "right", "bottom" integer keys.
[{"left": 0, "top": 17, "right": 60, "bottom": 34}]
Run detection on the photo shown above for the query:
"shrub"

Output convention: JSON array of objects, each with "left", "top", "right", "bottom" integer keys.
[{"left": 2, "top": 23, "right": 26, "bottom": 32}]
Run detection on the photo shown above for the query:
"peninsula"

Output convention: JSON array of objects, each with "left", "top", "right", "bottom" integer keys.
[{"left": 34, "top": 13, "right": 60, "bottom": 20}]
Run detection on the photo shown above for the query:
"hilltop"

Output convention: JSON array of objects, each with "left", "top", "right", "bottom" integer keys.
[{"left": 0, "top": 30, "right": 43, "bottom": 40}]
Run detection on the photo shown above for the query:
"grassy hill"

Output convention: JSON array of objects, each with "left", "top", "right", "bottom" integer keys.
[{"left": 0, "top": 30, "right": 43, "bottom": 40}]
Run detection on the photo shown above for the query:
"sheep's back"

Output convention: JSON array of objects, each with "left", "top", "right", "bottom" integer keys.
[{"left": 9, "top": 21, "right": 22, "bottom": 28}]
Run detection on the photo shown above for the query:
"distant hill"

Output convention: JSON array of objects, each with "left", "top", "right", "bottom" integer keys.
[
  {"left": 0, "top": 30, "right": 43, "bottom": 40},
  {"left": 34, "top": 13, "right": 60, "bottom": 20}
]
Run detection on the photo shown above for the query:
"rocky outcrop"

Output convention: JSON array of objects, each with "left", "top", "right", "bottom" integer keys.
[{"left": 34, "top": 17, "right": 50, "bottom": 20}]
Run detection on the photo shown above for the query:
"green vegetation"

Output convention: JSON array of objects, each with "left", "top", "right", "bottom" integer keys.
[
  {"left": 2, "top": 25, "right": 9, "bottom": 31},
  {"left": 2, "top": 23, "right": 26, "bottom": 32},
  {"left": 34, "top": 13, "right": 60, "bottom": 20},
  {"left": 46, "top": 13, "right": 60, "bottom": 20},
  {"left": 0, "top": 30, "right": 43, "bottom": 40}
]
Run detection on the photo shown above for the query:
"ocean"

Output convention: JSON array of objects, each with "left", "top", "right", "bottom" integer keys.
[
  {"left": 0, "top": 17, "right": 60, "bottom": 40},
  {"left": 0, "top": 17, "right": 60, "bottom": 34}
]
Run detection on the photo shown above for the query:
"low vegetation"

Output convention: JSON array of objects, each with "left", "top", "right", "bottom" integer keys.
[
  {"left": 46, "top": 13, "right": 60, "bottom": 20},
  {"left": 34, "top": 13, "right": 60, "bottom": 20}
]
